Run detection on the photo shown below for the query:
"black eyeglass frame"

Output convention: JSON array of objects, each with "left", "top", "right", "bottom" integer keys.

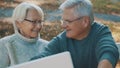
[{"left": 24, "top": 19, "right": 43, "bottom": 25}]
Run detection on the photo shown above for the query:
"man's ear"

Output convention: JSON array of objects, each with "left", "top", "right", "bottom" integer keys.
[
  {"left": 83, "top": 16, "right": 90, "bottom": 27},
  {"left": 84, "top": 16, "right": 90, "bottom": 24}
]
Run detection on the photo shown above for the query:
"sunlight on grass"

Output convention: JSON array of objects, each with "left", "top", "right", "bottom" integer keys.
[
  {"left": 40, "top": 21, "right": 63, "bottom": 41},
  {"left": 92, "top": 0, "right": 120, "bottom": 14}
]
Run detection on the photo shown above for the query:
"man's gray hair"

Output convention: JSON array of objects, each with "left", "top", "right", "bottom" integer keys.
[
  {"left": 12, "top": 2, "right": 44, "bottom": 33},
  {"left": 59, "top": 0, "right": 94, "bottom": 23}
]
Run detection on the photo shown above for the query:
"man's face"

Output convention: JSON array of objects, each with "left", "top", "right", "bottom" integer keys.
[{"left": 61, "top": 8, "right": 91, "bottom": 40}]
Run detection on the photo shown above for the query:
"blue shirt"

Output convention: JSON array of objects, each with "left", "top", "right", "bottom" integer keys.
[{"left": 32, "top": 22, "right": 119, "bottom": 68}]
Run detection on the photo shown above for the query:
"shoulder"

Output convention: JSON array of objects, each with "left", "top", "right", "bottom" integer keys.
[
  {"left": 0, "top": 34, "right": 15, "bottom": 43},
  {"left": 0, "top": 34, "right": 16, "bottom": 52},
  {"left": 55, "top": 31, "right": 67, "bottom": 40},
  {"left": 92, "top": 22, "right": 108, "bottom": 29},
  {"left": 0, "top": 35, "right": 15, "bottom": 54},
  {"left": 92, "top": 22, "right": 110, "bottom": 33},
  {"left": 48, "top": 31, "right": 67, "bottom": 45},
  {"left": 47, "top": 31, "right": 67, "bottom": 45},
  {"left": 38, "top": 38, "right": 49, "bottom": 45},
  {"left": 38, "top": 39, "right": 49, "bottom": 43},
  {"left": 92, "top": 22, "right": 109, "bottom": 29}
]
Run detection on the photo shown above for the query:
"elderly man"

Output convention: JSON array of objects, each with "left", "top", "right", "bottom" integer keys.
[{"left": 31, "top": 0, "right": 119, "bottom": 68}]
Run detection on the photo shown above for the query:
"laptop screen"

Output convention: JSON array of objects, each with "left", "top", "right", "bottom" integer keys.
[{"left": 9, "top": 51, "right": 74, "bottom": 68}]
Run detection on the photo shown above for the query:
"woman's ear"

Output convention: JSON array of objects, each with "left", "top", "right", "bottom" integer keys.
[{"left": 15, "top": 20, "right": 21, "bottom": 29}]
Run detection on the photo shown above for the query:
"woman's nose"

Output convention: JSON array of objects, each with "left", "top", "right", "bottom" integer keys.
[
  {"left": 61, "top": 23, "right": 67, "bottom": 29},
  {"left": 36, "top": 23, "right": 42, "bottom": 28}
]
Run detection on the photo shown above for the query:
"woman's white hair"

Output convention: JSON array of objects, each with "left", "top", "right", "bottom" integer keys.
[
  {"left": 12, "top": 2, "right": 44, "bottom": 33},
  {"left": 59, "top": 0, "right": 94, "bottom": 24}
]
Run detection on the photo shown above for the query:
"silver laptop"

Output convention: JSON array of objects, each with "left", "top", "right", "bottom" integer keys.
[{"left": 9, "top": 51, "right": 74, "bottom": 68}]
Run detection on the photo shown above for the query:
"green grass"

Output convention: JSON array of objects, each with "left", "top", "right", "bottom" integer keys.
[{"left": 91, "top": 0, "right": 120, "bottom": 14}]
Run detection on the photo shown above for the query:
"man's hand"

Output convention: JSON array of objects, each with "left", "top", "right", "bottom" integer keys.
[{"left": 98, "top": 59, "right": 113, "bottom": 68}]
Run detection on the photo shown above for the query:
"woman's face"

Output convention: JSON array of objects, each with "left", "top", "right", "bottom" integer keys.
[{"left": 16, "top": 9, "right": 43, "bottom": 38}]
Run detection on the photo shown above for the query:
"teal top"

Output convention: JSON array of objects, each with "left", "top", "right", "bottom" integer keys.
[
  {"left": 32, "top": 22, "right": 119, "bottom": 68},
  {"left": 0, "top": 31, "right": 48, "bottom": 68}
]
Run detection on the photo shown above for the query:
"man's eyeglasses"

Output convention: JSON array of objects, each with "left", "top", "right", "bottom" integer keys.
[
  {"left": 61, "top": 17, "right": 83, "bottom": 25},
  {"left": 24, "top": 19, "right": 43, "bottom": 25}
]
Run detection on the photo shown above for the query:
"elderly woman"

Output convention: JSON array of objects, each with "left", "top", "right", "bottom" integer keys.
[{"left": 0, "top": 2, "right": 48, "bottom": 68}]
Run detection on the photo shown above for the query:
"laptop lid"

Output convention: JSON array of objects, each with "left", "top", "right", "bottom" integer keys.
[{"left": 9, "top": 51, "right": 74, "bottom": 68}]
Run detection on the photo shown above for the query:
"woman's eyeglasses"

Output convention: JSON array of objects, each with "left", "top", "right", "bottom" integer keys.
[{"left": 24, "top": 19, "right": 43, "bottom": 25}]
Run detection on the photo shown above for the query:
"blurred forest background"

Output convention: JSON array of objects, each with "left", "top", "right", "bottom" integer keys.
[
  {"left": 0, "top": 0, "right": 120, "bottom": 42},
  {"left": 0, "top": 0, "right": 120, "bottom": 68}
]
